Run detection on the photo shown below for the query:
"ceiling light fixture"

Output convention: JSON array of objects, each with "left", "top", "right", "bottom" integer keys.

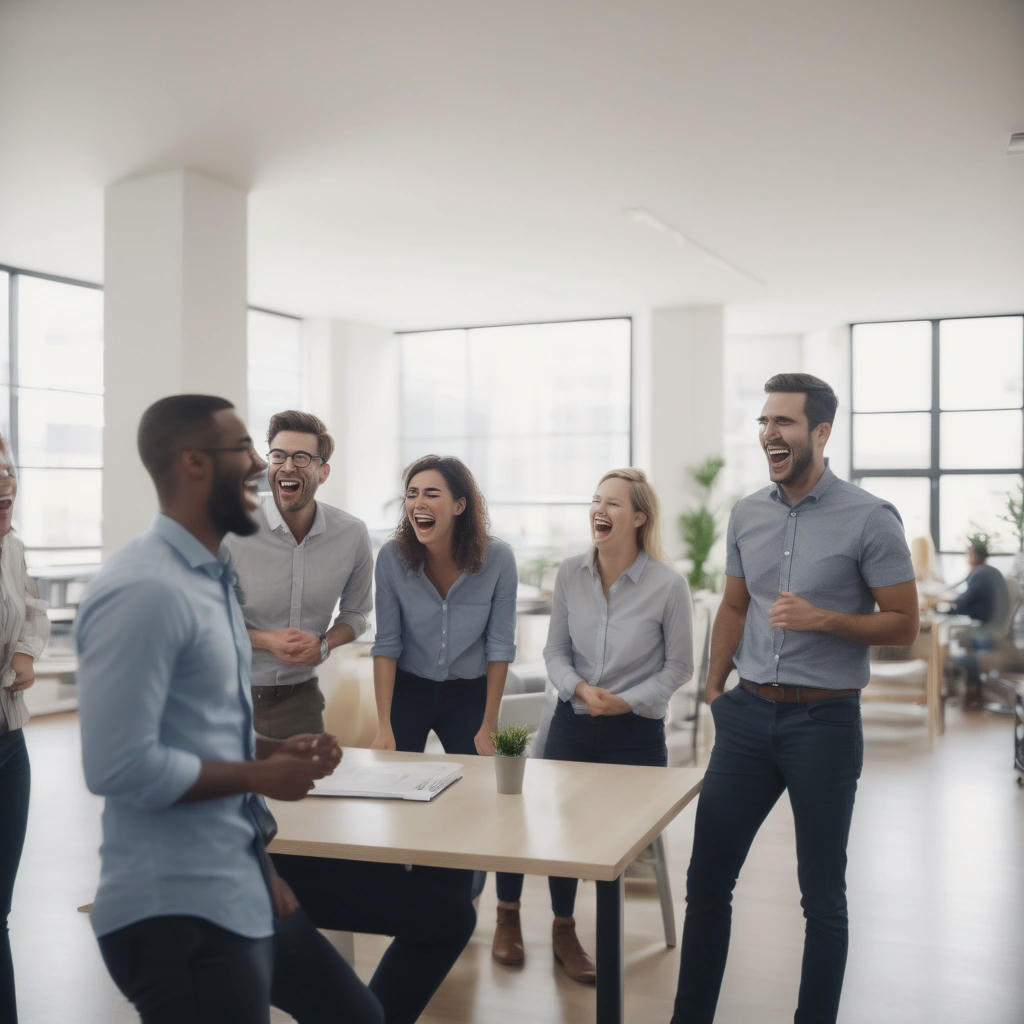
[
  {"left": 624, "top": 206, "right": 764, "bottom": 284},
  {"left": 1008, "top": 132, "right": 1024, "bottom": 155}
]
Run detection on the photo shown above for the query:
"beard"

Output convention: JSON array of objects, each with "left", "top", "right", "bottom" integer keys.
[
  {"left": 208, "top": 464, "right": 259, "bottom": 538},
  {"left": 777, "top": 442, "right": 814, "bottom": 488}
]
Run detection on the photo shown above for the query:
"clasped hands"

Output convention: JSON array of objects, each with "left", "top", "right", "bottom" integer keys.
[
  {"left": 258, "top": 732, "right": 342, "bottom": 801},
  {"left": 266, "top": 628, "right": 322, "bottom": 666},
  {"left": 574, "top": 681, "right": 631, "bottom": 717}
]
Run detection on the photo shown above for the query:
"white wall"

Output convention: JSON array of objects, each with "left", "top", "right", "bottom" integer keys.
[{"left": 304, "top": 318, "right": 400, "bottom": 534}]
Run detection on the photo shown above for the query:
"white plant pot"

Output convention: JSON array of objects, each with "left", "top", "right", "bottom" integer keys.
[{"left": 494, "top": 753, "right": 526, "bottom": 794}]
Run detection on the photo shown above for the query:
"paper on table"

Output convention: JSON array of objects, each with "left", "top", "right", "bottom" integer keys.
[{"left": 311, "top": 761, "right": 463, "bottom": 802}]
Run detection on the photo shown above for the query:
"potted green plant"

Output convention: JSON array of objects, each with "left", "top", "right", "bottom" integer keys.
[
  {"left": 678, "top": 455, "right": 725, "bottom": 592},
  {"left": 490, "top": 723, "right": 531, "bottom": 794}
]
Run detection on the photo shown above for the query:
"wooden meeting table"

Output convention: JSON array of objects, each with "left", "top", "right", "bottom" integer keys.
[{"left": 268, "top": 746, "right": 703, "bottom": 1024}]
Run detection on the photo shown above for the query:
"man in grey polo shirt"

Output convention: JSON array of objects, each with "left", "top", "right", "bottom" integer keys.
[
  {"left": 226, "top": 409, "right": 372, "bottom": 738},
  {"left": 670, "top": 373, "right": 918, "bottom": 1024}
]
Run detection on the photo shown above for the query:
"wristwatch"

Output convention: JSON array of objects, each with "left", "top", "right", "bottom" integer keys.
[{"left": 318, "top": 634, "right": 330, "bottom": 664}]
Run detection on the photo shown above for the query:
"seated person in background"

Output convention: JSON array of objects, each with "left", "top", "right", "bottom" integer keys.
[{"left": 941, "top": 538, "right": 1011, "bottom": 707}]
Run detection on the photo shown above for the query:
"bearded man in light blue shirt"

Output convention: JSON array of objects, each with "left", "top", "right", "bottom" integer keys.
[{"left": 76, "top": 394, "right": 382, "bottom": 1024}]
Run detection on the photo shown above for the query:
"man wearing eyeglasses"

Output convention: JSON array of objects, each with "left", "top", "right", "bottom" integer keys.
[{"left": 226, "top": 410, "right": 373, "bottom": 739}]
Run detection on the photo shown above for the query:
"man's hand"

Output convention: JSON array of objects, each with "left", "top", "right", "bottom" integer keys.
[
  {"left": 7, "top": 653, "right": 35, "bottom": 692},
  {"left": 574, "top": 682, "right": 632, "bottom": 717},
  {"left": 704, "top": 683, "right": 725, "bottom": 706},
  {"left": 370, "top": 726, "right": 396, "bottom": 751},
  {"left": 262, "top": 629, "right": 322, "bottom": 666},
  {"left": 254, "top": 750, "right": 331, "bottom": 800},
  {"left": 279, "top": 732, "right": 342, "bottom": 773},
  {"left": 769, "top": 592, "right": 825, "bottom": 632},
  {"left": 270, "top": 873, "right": 299, "bottom": 919},
  {"left": 474, "top": 724, "right": 496, "bottom": 756}
]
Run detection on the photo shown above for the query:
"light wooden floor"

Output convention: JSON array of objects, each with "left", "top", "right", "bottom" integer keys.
[{"left": 11, "top": 704, "right": 1024, "bottom": 1023}]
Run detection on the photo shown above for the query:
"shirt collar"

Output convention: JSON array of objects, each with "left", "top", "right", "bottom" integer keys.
[
  {"left": 583, "top": 548, "right": 650, "bottom": 582},
  {"left": 151, "top": 513, "right": 231, "bottom": 579},
  {"left": 264, "top": 494, "right": 324, "bottom": 540},
  {"left": 769, "top": 458, "right": 837, "bottom": 508}
]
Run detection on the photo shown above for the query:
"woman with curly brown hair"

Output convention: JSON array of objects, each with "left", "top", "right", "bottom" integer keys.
[{"left": 370, "top": 455, "right": 517, "bottom": 757}]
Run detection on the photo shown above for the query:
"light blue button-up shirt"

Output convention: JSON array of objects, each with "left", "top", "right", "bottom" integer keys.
[
  {"left": 370, "top": 537, "right": 517, "bottom": 680},
  {"left": 75, "top": 515, "right": 273, "bottom": 940},
  {"left": 544, "top": 551, "right": 694, "bottom": 719},
  {"left": 727, "top": 464, "right": 915, "bottom": 690}
]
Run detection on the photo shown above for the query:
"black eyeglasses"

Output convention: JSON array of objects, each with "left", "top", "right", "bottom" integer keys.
[{"left": 266, "top": 449, "right": 323, "bottom": 469}]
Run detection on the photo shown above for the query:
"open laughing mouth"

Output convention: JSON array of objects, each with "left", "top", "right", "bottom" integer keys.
[
  {"left": 765, "top": 444, "right": 790, "bottom": 469},
  {"left": 593, "top": 516, "right": 612, "bottom": 539},
  {"left": 278, "top": 479, "right": 301, "bottom": 498},
  {"left": 413, "top": 513, "right": 436, "bottom": 531}
]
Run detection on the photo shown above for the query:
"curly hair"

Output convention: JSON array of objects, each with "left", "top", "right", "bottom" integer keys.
[
  {"left": 598, "top": 467, "right": 664, "bottom": 560},
  {"left": 394, "top": 455, "right": 490, "bottom": 574}
]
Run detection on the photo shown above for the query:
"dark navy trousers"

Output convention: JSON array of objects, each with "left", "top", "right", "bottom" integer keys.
[{"left": 671, "top": 684, "right": 863, "bottom": 1024}]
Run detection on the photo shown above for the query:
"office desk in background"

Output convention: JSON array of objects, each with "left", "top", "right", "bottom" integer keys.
[{"left": 269, "top": 747, "right": 703, "bottom": 1024}]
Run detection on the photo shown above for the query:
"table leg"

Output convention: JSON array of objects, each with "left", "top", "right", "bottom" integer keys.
[{"left": 595, "top": 875, "right": 624, "bottom": 1024}]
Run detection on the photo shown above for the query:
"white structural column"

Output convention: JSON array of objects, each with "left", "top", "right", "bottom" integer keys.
[
  {"left": 303, "top": 317, "right": 400, "bottom": 532},
  {"left": 634, "top": 305, "right": 724, "bottom": 561},
  {"left": 102, "top": 169, "right": 248, "bottom": 556}
]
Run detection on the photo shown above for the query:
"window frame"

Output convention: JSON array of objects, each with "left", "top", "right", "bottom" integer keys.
[{"left": 849, "top": 313, "right": 1024, "bottom": 558}]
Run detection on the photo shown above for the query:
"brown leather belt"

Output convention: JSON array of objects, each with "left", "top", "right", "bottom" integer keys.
[
  {"left": 739, "top": 679, "right": 859, "bottom": 704},
  {"left": 252, "top": 677, "right": 318, "bottom": 703}
]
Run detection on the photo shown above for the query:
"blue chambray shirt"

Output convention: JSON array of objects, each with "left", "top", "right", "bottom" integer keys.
[
  {"left": 727, "top": 464, "right": 915, "bottom": 690},
  {"left": 370, "top": 537, "right": 517, "bottom": 680},
  {"left": 75, "top": 515, "right": 273, "bottom": 940}
]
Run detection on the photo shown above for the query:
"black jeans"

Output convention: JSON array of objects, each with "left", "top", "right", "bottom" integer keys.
[
  {"left": 390, "top": 669, "right": 486, "bottom": 755},
  {"left": 98, "top": 915, "right": 277, "bottom": 1024},
  {"left": 671, "top": 685, "right": 863, "bottom": 1024},
  {"left": 99, "top": 910, "right": 385, "bottom": 1024},
  {"left": 273, "top": 854, "right": 476, "bottom": 1024},
  {"left": 495, "top": 699, "right": 668, "bottom": 914},
  {"left": 0, "top": 728, "right": 30, "bottom": 1024}
]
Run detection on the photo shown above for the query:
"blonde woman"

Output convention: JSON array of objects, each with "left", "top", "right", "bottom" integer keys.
[
  {"left": 0, "top": 437, "right": 49, "bottom": 1023},
  {"left": 492, "top": 468, "right": 693, "bottom": 982}
]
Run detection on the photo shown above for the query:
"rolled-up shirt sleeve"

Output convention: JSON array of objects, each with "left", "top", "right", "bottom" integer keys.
[
  {"left": 544, "top": 563, "right": 585, "bottom": 700},
  {"left": 335, "top": 523, "right": 374, "bottom": 638},
  {"left": 484, "top": 544, "right": 518, "bottom": 664},
  {"left": 370, "top": 545, "right": 404, "bottom": 660},
  {"left": 76, "top": 578, "right": 201, "bottom": 807},
  {"left": 620, "top": 575, "right": 694, "bottom": 717}
]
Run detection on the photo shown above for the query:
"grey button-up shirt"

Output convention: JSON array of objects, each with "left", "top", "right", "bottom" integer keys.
[
  {"left": 225, "top": 497, "right": 373, "bottom": 688},
  {"left": 370, "top": 537, "right": 517, "bottom": 680},
  {"left": 544, "top": 550, "right": 693, "bottom": 719},
  {"left": 728, "top": 464, "right": 914, "bottom": 690}
]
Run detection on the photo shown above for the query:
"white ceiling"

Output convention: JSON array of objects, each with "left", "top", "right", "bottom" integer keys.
[{"left": 1, "top": 0, "right": 1022, "bottom": 333}]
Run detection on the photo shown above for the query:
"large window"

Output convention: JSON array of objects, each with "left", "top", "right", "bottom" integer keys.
[
  {"left": 851, "top": 315, "right": 1023, "bottom": 579},
  {"left": 247, "top": 308, "right": 305, "bottom": 446},
  {"left": 5, "top": 270, "right": 104, "bottom": 570},
  {"left": 3, "top": 265, "right": 304, "bottom": 571},
  {"left": 399, "top": 319, "right": 631, "bottom": 553}
]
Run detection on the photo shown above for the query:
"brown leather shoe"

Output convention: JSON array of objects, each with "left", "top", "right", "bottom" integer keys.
[
  {"left": 492, "top": 904, "right": 525, "bottom": 965},
  {"left": 552, "top": 916, "right": 596, "bottom": 984}
]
